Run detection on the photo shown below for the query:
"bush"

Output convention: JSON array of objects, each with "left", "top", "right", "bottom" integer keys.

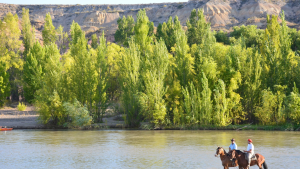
[
  {"left": 286, "top": 91, "right": 300, "bottom": 124},
  {"left": 63, "top": 99, "right": 92, "bottom": 128},
  {"left": 17, "top": 102, "right": 27, "bottom": 111}
]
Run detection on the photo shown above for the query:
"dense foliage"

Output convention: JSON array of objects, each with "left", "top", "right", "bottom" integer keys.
[{"left": 1, "top": 8, "right": 300, "bottom": 128}]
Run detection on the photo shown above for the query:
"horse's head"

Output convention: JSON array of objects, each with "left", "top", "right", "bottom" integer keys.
[
  {"left": 228, "top": 149, "right": 236, "bottom": 160},
  {"left": 215, "top": 146, "right": 224, "bottom": 157}
]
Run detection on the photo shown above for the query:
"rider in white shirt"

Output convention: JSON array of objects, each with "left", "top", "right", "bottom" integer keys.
[
  {"left": 244, "top": 139, "right": 254, "bottom": 168},
  {"left": 229, "top": 138, "right": 237, "bottom": 151}
]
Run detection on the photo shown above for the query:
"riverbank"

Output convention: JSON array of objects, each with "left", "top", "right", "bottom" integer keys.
[
  {"left": 0, "top": 105, "right": 44, "bottom": 129},
  {"left": 0, "top": 103, "right": 127, "bottom": 129},
  {"left": 1, "top": 104, "right": 299, "bottom": 131}
]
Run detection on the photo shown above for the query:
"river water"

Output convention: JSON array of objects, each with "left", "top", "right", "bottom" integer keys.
[{"left": 0, "top": 130, "right": 299, "bottom": 168}]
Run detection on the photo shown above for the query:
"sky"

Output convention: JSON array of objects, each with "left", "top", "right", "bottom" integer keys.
[{"left": 1, "top": 0, "right": 188, "bottom": 5}]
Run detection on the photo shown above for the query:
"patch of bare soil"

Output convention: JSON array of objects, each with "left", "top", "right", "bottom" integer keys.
[
  {"left": 0, "top": 103, "right": 126, "bottom": 129},
  {"left": 0, "top": 103, "right": 43, "bottom": 129}
]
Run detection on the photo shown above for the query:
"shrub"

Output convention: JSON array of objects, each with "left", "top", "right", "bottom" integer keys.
[
  {"left": 17, "top": 102, "right": 27, "bottom": 111},
  {"left": 63, "top": 99, "right": 92, "bottom": 128}
]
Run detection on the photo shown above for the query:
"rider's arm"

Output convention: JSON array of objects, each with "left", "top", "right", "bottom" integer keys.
[{"left": 244, "top": 149, "right": 252, "bottom": 153}]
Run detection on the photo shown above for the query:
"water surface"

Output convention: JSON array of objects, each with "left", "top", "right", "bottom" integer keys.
[{"left": 0, "top": 130, "right": 299, "bottom": 168}]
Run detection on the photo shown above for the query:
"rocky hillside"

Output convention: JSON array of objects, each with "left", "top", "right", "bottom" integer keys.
[{"left": 1, "top": 0, "right": 300, "bottom": 42}]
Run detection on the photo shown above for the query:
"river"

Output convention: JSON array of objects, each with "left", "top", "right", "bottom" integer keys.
[{"left": 0, "top": 130, "right": 299, "bottom": 168}]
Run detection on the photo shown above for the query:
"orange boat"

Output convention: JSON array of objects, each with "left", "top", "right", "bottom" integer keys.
[{"left": 0, "top": 127, "right": 13, "bottom": 131}]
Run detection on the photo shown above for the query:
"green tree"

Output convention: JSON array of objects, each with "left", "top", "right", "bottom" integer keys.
[
  {"left": 182, "top": 82, "right": 201, "bottom": 124},
  {"left": 213, "top": 79, "right": 230, "bottom": 126},
  {"left": 255, "top": 86, "right": 286, "bottom": 125},
  {"left": 134, "top": 9, "right": 151, "bottom": 52},
  {"left": 119, "top": 38, "right": 142, "bottom": 127},
  {"left": 215, "top": 30, "right": 229, "bottom": 44},
  {"left": 139, "top": 39, "right": 169, "bottom": 127},
  {"left": 94, "top": 33, "right": 108, "bottom": 123},
  {"left": 186, "top": 9, "right": 210, "bottom": 46},
  {"left": 56, "top": 25, "right": 68, "bottom": 54},
  {"left": 0, "top": 12, "right": 23, "bottom": 102},
  {"left": 23, "top": 42, "right": 45, "bottom": 103},
  {"left": 35, "top": 43, "right": 64, "bottom": 125},
  {"left": 230, "top": 25, "right": 263, "bottom": 47},
  {"left": 115, "top": 15, "right": 135, "bottom": 46},
  {"left": 22, "top": 8, "right": 35, "bottom": 58},
  {"left": 0, "top": 62, "right": 10, "bottom": 106},
  {"left": 286, "top": 83, "right": 300, "bottom": 124},
  {"left": 69, "top": 22, "right": 97, "bottom": 113},
  {"left": 174, "top": 28, "right": 194, "bottom": 88},
  {"left": 240, "top": 49, "right": 262, "bottom": 121},
  {"left": 106, "top": 42, "right": 124, "bottom": 101},
  {"left": 200, "top": 73, "right": 213, "bottom": 125},
  {"left": 42, "top": 13, "right": 57, "bottom": 46},
  {"left": 156, "top": 16, "right": 182, "bottom": 51},
  {"left": 91, "top": 34, "right": 98, "bottom": 49}
]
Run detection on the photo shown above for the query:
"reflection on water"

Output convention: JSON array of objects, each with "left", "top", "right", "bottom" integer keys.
[{"left": 0, "top": 130, "right": 299, "bottom": 168}]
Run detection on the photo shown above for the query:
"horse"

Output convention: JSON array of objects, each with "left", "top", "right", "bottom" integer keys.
[
  {"left": 215, "top": 146, "right": 239, "bottom": 169},
  {"left": 229, "top": 149, "right": 268, "bottom": 169}
]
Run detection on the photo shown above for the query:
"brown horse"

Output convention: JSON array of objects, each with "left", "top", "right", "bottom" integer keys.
[
  {"left": 215, "top": 147, "right": 239, "bottom": 169},
  {"left": 229, "top": 150, "right": 268, "bottom": 169}
]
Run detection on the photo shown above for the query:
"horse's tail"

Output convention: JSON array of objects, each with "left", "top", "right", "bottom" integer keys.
[{"left": 262, "top": 161, "right": 268, "bottom": 169}]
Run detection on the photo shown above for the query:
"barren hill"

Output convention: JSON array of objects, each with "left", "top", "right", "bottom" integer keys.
[{"left": 1, "top": 0, "right": 300, "bottom": 42}]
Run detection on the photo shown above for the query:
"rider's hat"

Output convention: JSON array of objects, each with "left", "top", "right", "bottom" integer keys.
[
  {"left": 231, "top": 138, "right": 235, "bottom": 141},
  {"left": 248, "top": 139, "right": 252, "bottom": 143}
]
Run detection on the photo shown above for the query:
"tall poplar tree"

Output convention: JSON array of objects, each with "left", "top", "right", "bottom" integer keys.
[
  {"left": 35, "top": 43, "right": 64, "bottom": 125},
  {"left": 91, "top": 34, "right": 98, "bottom": 49},
  {"left": 22, "top": 8, "right": 35, "bottom": 58},
  {"left": 134, "top": 9, "right": 150, "bottom": 53},
  {"left": 186, "top": 9, "right": 210, "bottom": 46},
  {"left": 119, "top": 38, "right": 142, "bottom": 127},
  {"left": 139, "top": 39, "right": 169, "bottom": 127},
  {"left": 94, "top": 33, "right": 108, "bottom": 122},
  {"left": 42, "top": 13, "right": 57, "bottom": 46},
  {"left": 69, "top": 22, "right": 97, "bottom": 112},
  {"left": 0, "top": 12, "right": 23, "bottom": 102},
  {"left": 23, "top": 42, "right": 45, "bottom": 103},
  {"left": 115, "top": 15, "right": 135, "bottom": 46}
]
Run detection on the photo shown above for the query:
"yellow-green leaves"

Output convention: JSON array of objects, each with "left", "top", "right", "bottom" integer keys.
[{"left": 42, "top": 13, "right": 57, "bottom": 46}]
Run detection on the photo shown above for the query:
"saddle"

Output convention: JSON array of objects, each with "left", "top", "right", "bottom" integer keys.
[
  {"left": 251, "top": 154, "right": 257, "bottom": 161},
  {"left": 244, "top": 154, "right": 257, "bottom": 161}
]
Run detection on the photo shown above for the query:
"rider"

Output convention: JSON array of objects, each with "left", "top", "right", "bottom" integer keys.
[
  {"left": 229, "top": 138, "right": 237, "bottom": 166},
  {"left": 244, "top": 139, "right": 254, "bottom": 168},
  {"left": 229, "top": 138, "right": 237, "bottom": 151}
]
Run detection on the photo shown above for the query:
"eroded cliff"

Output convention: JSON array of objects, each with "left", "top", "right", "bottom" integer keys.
[{"left": 1, "top": 0, "right": 300, "bottom": 42}]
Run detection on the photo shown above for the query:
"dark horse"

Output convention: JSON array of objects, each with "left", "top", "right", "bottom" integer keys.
[
  {"left": 229, "top": 150, "right": 268, "bottom": 169},
  {"left": 215, "top": 147, "right": 239, "bottom": 169}
]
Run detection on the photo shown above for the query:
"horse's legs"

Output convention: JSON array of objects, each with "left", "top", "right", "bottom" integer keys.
[{"left": 257, "top": 162, "right": 262, "bottom": 169}]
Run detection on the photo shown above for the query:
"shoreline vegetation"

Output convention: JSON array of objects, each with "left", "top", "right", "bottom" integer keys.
[
  {"left": 1, "top": 103, "right": 300, "bottom": 131},
  {"left": 1, "top": 8, "right": 300, "bottom": 130}
]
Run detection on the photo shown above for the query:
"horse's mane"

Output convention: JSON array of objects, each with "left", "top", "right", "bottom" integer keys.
[
  {"left": 235, "top": 150, "right": 244, "bottom": 155},
  {"left": 218, "top": 147, "right": 227, "bottom": 154}
]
